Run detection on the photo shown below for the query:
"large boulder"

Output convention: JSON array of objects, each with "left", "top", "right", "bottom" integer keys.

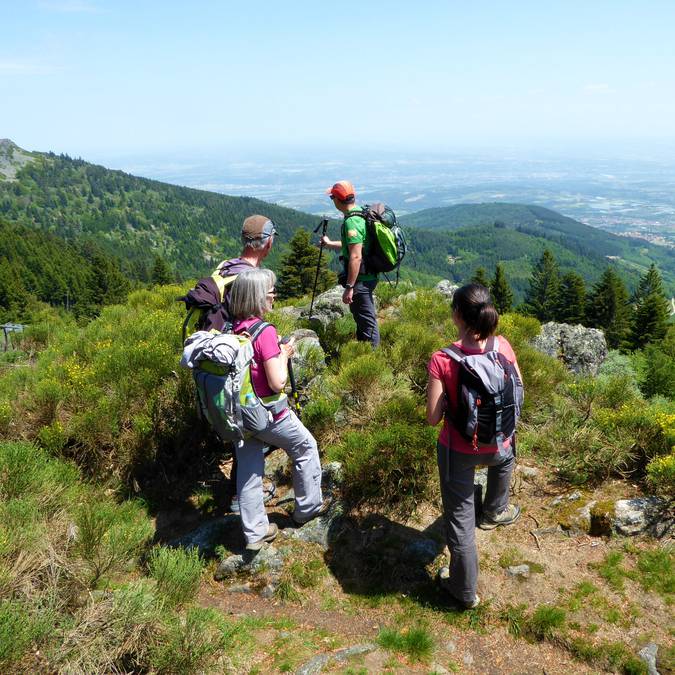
[
  {"left": 299, "top": 286, "right": 351, "bottom": 329},
  {"left": 531, "top": 322, "right": 607, "bottom": 375}
]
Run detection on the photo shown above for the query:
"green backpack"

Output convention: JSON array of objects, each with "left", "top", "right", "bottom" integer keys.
[{"left": 344, "top": 203, "right": 406, "bottom": 280}]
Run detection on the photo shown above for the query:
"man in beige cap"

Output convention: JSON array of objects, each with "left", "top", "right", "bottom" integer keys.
[{"left": 213, "top": 214, "right": 278, "bottom": 514}]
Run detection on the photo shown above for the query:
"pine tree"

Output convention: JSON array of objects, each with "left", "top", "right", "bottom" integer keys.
[
  {"left": 630, "top": 264, "right": 671, "bottom": 349},
  {"left": 276, "top": 229, "right": 336, "bottom": 300},
  {"left": 557, "top": 272, "right": 586, "bottom": 324},
  {"left": 586, "top": 267, "right": 631, "bottom": 349},
  {"left": 151, "top": 255, "right": 173, "bottom": 286},
  {"left": 490, "top": 263, "right": 513, "bottom": 314},
  {"left": 470, "top": 267, "right": 490, "bottom": 288},
  {"left": 523, "top": 249, "right": 561, "bottom": 322}
]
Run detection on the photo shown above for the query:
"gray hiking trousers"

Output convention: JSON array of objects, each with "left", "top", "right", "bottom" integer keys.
[
  {"left": 350, "top": 279, "right": 380, "bottom": 347},
  {"left": 437, "top": 441, "right": 515, "bottom": 604},
  {"left": 236, "top": 411, "right": 322, "bottom": 546}
]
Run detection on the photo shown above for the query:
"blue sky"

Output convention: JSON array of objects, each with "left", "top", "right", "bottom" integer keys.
[{"left": 2, "top": 1, "right": 675, "bottom": 158}]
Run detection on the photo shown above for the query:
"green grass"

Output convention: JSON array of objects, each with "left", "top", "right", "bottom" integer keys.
[
  {"left": 528, "top": 605, "right": 566, "bottom": 641},
  {"left": 636, "top": 548, "right": 674, "bottom": 598},
  {"left": 377, "top": 625, "right": 434, "bottom": 663}
]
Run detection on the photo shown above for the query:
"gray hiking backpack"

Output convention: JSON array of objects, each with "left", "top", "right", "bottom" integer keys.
[
  {"left": 180, "top": 321, "right": 288, "bottom": 442},
  {"left": 442, "top": 337, "right": 524, "bottom": 452}
]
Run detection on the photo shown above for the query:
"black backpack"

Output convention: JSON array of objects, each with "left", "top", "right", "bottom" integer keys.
[
  {"left": 443, "top": 337, "right": 524, "bottom": 451},
  {"left": 177, "top": 259, "right": 254, "bottom": 341}
]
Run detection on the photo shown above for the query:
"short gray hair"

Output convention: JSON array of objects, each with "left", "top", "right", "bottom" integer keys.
[
  {"left": 241, "top": 235, "right": 270, "bottom": 251},
  {"left": 229, "top": 268, "right": 276, "bottom": 320}
]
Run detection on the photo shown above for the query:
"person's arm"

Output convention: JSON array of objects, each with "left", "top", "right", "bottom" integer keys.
[
  {"left": 342, "top": 242, "right": 363, "bottom": 304},
  {"left": 262, "top": 338, "right": 295, "bottom": 393},
  {"left": 320, "top": 235, "right": 342, "bottom": 251},
  {"left": 426, "top": 374, "right": 446, "bottom": 426}
]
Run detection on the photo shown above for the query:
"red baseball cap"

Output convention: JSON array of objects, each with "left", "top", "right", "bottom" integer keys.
[{"left": 326, "top": 180, "right": 356, "bottom": 201}]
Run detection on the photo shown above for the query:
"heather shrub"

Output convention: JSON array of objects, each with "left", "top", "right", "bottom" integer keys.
[{"left": 148, "top": 546, "right": 204, "bottom": 608}]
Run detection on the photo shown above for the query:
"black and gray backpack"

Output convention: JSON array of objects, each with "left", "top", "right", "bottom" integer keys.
[{"left": 443, "top": 337, "right": 524, "bottom": 451}]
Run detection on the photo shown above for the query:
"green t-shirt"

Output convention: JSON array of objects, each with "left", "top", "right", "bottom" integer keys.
[{"left": 341, "top": 207, "right": 377, "bottom": 282}]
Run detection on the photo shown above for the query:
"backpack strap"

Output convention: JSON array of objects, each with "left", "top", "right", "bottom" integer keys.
[{"left": 440, "top": 345, "right": 464, "bottom": 363}]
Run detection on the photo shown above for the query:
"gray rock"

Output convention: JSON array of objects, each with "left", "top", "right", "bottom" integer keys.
[
  {"left": 506, "top": 564, "right": 530, "bottom": 579},
  {"left": 170, "top": 514, "right": 241, "bottom": 556},
  {"left": 463, "top": 652, "right": 474, "bottom": 667},
  {"left": 402, "top": 538, "right": 439, "bottom": 564},
  {"left": 227, "top": 583, "right": 253, "bottom": 594},
  {"left": 214, "top": 544, "right": 286, "bottom": 581},
  {"left": 430, "top": 665, "right": 450, "bottom": 675},
  {"left": 444, "top": 640, "right": 457, "bottom": 653},
  {"left": 295, "top": 644, "right": 377, "bottom": 675},
  {"left": 260, "top": 583, "right": 276, "bottom": 599},
  {"left": 278, "top": 305, "right": 303, "bottom": 322},
  {"left": 613, "top": 497, "right": 672, "bottom": 537},
  {"left": 214, "top": 554, "right": 245, "bottom": 580},
  {"left": 519, "top": 465, "right": 539, "bottom": 479},
  {"left": 532, "top": 322, "right": 608, "bottom": 375},
  {"left": 300, "top": 286, "right": 351, "bottom": 328},
  {"left": 290, "top": 328, "right": 326, "bottom": 387},
  {"left": 322, "top": 461, "right": 344, "bottom": 491},
  {"left": 287, "top": 500, "right": 346, "bottom": 550},
  {"left": 436, "top": 280, "right": 460, "bottom": 301},
  {"left": 638, "top": 643, "right": 659, "bottom": 675},
  {"left": 474, "top": 467, "right": 488, "bottom": 491}
]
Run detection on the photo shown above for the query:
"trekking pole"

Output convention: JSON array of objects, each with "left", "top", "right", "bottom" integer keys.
[
  {"left": 281, "top": 336, "right": 302, "bottom": 417},
  {"left": 309, "top": 218, "right": 329, "bottom": 320}
]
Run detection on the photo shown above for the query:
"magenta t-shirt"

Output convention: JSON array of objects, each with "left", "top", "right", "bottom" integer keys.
[
  {"left": 234, "top": 317, "right": 288, "bottom": 419},
  {"left": 428, "top": 336, "right": 518, "bottom": 454}
]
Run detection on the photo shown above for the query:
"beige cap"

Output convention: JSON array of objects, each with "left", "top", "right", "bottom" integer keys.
[{"left": 242, "top": 215, "right": 277, "bottom": 240}]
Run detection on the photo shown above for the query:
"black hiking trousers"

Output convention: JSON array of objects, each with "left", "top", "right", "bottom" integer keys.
[{"left": 350, "top": 279, "right": 380, "bottom": 348}]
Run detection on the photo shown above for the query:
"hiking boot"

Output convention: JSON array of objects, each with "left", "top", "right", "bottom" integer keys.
[
  {"left": 291, "top": 497, "right": 332, "bottom": 526},
  {"left": 479, "top": 503, "right": 521, "bottom": 530},
  {"left": 245, "top": 523, "right": 278, "bottom": 551},
  {"left": 437, "top": 566, "right": 480, "bottom": 610}
]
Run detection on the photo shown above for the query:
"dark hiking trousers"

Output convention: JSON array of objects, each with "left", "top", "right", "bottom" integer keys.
[
  {"left": 350, "top": 279, "right": 380, "bottom": 347},
  {"left": 437, "top": 441, "right": 515, "bottom": 604}
]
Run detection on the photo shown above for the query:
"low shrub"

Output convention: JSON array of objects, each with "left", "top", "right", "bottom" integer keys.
[
  {"left": 148, "top": 546, "right": 204, "bottom": 608},
  {"left": 646, "top": 450, "right": 675, "bottom": 495},
  {"left": 527, "top": 604, "right": 566, "bottom": 640}
]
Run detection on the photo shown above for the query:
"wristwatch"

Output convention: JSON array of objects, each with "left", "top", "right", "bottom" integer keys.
[{"left": 345, "top": 283, "right": 354, "bottom": 289}]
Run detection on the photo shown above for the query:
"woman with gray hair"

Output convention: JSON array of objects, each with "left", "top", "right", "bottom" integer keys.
[{"left": 229, "top": 267, "right": 324, "bottom": 550}]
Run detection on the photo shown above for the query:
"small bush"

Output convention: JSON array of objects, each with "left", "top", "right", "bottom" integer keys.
[
  {"left": 636, "top": 548, "right": 674, "bottom": 597},
  {"left": 0, "top": 600, "right": 42, "bottom": 670},
  {"left": 499, "top": 603, "right": 527, "bottom": 637},
  {"left": 73, "top": 499, "right": 153, "bottom": 587},
  {"left": 150, "top": 607, "right": 227, "bottom": 674},
  {"left": 528, "top": 604, "right": 566, "bottom": 640},
  {"left": 646, "top": 450, "right": 675, "bottom": 495},
  {"left": 377, "top": 625, "right": 434, "bottom": 663},
  {"left": 148, "top": 546, "right": 203, "bottom": 607}
]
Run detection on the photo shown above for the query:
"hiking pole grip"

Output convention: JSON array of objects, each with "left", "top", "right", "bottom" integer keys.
[{"left": 309, "top": 218, "right": 329, "bottom": 320}]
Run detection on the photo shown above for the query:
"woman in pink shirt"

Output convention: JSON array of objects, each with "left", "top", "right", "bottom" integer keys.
[
  {"left": 427, "top": 284, "right": 523, "bottom": 608},
  {"left": 229, "top": 268, "right": 324, "bottom": 551}
]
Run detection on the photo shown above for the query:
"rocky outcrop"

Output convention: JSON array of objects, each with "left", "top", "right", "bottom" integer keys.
[
  {"left": 435, "top": 280, "right": 460, "bottom": 301},
  {"left": 531, "top": 322, "right": 608, "bottom": 375},
  {"left": 300, "top": 286, "right": 351, "bottom": 329}
]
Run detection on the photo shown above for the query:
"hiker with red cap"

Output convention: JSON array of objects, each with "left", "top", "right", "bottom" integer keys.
[{"left": 321, "top": 181, "right": 380, "bottom": 347}]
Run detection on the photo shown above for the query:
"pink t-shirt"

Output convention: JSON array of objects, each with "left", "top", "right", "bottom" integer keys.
[
  {"left": 234, "top": 318, "right": 288, "bottom": 419},
  {"left": 428, "top": 336, "right": 518, "bottom": 454}
]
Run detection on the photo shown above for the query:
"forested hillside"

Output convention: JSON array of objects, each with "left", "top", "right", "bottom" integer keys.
[
  {"left": 402, "top": 203, "right": 675, "bottom": 296},
  {"left": 0, "top": 142, "right": 319, "bottom": 280},
  {"left": 0, "top": 219, "right": 129, "bottom": 320}
]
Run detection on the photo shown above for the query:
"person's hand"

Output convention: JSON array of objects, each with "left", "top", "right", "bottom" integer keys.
[
  {"left": 280, "top": 336, "right": 296, "bottom": 358},
  {"left": 342, "top": 287, "right": 354, "bottom": 305},
  {"left": 319, "top": 235, "right": 331, "bottom": 247}
]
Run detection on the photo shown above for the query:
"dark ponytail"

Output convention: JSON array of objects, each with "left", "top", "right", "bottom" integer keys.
[{"left": 451, "top": 283, "right": 499, "bottom": 340}]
